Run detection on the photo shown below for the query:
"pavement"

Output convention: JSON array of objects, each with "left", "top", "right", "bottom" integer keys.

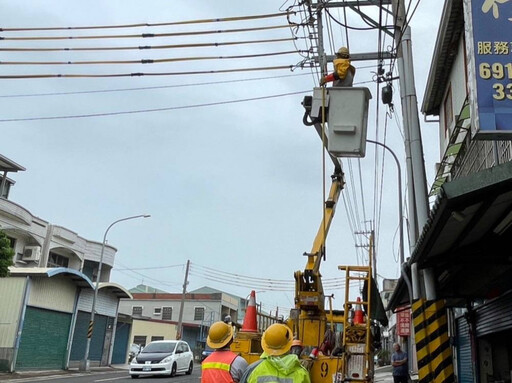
[
  {"left": 0, "top": 365, "right": 129, "bottom": 381},
  {"left": 374, "top": 365, "right": 394, "bottom": 382},
  {"left": 0, "top": 364, "right": 394, "bottom": 382}
]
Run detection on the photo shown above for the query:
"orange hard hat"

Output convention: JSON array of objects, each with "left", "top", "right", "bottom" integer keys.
[{"left": 291, "top": 339, "right": 304, "bottom": 348}]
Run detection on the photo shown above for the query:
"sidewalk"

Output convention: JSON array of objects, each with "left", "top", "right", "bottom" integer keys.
[
  {"left": 0, "top": 365, "right": 129, "bottom": 381},
  {"left": 374, "top": 365, "right": 393, "bottom": 382}
]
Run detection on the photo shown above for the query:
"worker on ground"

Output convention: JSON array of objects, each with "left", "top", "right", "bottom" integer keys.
[
  {"left": 320, "top": 47, "right": 356, "bottom": 87},
  {"left": 239, "top": 323, "right": 311, "bottom": 383},
  {"left": 201, "top": 321, "right": 248, "bottom": 383},
  {"left": 391, "top": 342, "right": 409, "bottom": 383},
  {"left": 290, "top": 339, "right": 304, "bottom": 357}
]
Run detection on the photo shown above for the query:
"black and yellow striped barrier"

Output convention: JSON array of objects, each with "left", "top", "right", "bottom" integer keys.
[
  {"left": 87, "top": 320, "right": 94, "bottom": 339},
  {"left": 412, "top": 299, "right": 454, "bottom": 383}
]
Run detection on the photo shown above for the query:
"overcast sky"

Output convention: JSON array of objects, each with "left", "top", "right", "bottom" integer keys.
[{"left": 1, "top": 0, "right": 444, "bottom": 313}]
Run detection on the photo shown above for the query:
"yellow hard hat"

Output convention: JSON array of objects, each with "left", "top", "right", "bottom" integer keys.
[
  {"left": 261, "top": 323, "right": 293, "bottom": 356},
  {"left": 337, "top": 47, "right": 350, "bottom": 58},
  {"left": 207, "top": 321, "right": 234, "bottom": 349}
]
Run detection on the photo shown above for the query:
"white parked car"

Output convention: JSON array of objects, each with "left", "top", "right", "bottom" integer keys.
[{"left": 129, "top": 340, "right": 194, "bottom": 379}]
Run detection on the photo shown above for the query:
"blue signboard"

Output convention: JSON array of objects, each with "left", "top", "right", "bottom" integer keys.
[{"left": 470, "top": 0, "right": 512, "bottom": 137}]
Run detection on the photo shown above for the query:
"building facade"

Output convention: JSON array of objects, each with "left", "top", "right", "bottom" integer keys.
[
  {"left": 118, "top": 285, "right": 242, "bottom": 358},
  {"left": 389, "top": 1, "right": 512, "bottom": 383},
  {"left": 0, "top": 154, "right": 132, "bottom": 371}
]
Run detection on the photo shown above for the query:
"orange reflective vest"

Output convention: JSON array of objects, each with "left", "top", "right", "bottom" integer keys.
[{"left": 201, "top": 350, "right": 238, "bottom": 383}]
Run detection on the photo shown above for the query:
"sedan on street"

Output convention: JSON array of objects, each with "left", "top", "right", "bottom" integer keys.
[{"left": 129, "top": 340, "right": 194, "bottom": 378}]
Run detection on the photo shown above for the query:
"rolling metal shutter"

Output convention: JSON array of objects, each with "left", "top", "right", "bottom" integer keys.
[
  {"left": 70, "top": 310, "right": 108, "bottom": 362},
  {"left": 456, "top": 316, "right": 474, "bottom": 383},
  {"left": 475, "top": 292, "right": 512, "bottom": 337},
  {"left": 16, "top": 307, "right": 71, "bottom": 370},
  {"left": 112, "top": 321, "right": 131, "bottom": 364}
]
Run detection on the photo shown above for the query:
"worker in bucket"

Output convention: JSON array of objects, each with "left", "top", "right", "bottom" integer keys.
[
  {"left": 240, "top": 323, "right": 311, "bottom": 383},
  {"left": 201, "top": 321, "right": 248, "bottom": 383},
  {"left": 320, "top": 47, "right": 356, "bottom": 87}
]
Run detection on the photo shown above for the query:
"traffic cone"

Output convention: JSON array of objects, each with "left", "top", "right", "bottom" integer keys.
[
  {"left": 242, "top": 290, "right": 258, "bottom": 332},
  {"left": 353, "top": 297, "right": 364, "bottom": 324}
]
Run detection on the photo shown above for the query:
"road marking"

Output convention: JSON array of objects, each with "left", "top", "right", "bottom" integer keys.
[
  {"left": 94, "top": 377, "right": 126, "bottom": 382},
  {"left": 1, "top": 371, "right": 124, "bottom": 382},
  {"left": 1, "top": 374, "right": 89, "bottom": 382}
]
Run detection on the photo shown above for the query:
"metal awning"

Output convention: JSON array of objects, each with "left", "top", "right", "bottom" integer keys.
[
  {"left": 0, "top": 154, "right": 26, "bottom": 173},
  {"left": 9, "top": 267, "right": 94, "bottom": 288},
  {"left": 98, "top": 282, "right": 133, "bottom": 299},
  {"left": 389, "top": 160, "right": 512, "bottom": 310}
]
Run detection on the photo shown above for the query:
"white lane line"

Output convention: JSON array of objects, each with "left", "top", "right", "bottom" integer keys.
[{"left": 94, "top": 376, "right": 127, "bottom": 382}]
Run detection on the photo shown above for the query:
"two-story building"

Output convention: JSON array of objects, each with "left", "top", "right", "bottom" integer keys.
[
  {"left": 389, "top": 1, "right": 512, "bottom": 382},
  {"left": 119, "top": 285, "right": 243, "bottom": 358},
  {"left": 0, "top": 154, "right": 132, "bottom": 372}
]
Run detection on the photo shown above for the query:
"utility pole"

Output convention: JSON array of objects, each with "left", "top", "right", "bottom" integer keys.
[
  {"left": 309, "top": 0, "right": 432, "bottom": 298},
  {"left": 391, "top": 0, "right": 435, "bottom": 300},
  {"left": 177, "top": 259, "right": 190, "bottom": 339}
]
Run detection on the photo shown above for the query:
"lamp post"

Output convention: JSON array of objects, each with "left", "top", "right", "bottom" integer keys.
[
  {"left": 79, "top": 214, "right": 150, "bottom": 371},
  {"left": 366, "top": 140, "right": 404, "bottom": 266}
]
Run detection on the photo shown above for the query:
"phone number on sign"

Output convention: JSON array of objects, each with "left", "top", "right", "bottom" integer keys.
[{"left": 478, "top": 62, "right": 512, "bottom": 101}]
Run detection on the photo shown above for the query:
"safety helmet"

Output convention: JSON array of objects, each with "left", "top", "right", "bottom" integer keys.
[
  {"left": 207, "top": 321, "right": 234, "bottom": 349},
  {"left": 291, "top": 339, "right": 304, "bottom": 348},
  {"left": 261, "top": 323, "right": 293, "bottom": 356},
  {"left": 337, "top": 47, "right": 350, "bottom": 58}
]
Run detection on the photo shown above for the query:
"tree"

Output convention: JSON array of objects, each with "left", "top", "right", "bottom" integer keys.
[{"left": 0, "top": 230, "right": 14, "bottom": 277}]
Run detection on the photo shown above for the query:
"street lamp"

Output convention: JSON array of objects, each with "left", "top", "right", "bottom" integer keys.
[
  {"left": 366, "top": 140, "right": 404, "bottom": 266},
  {"left": 366, "top": 140, "right": 413, "bottom": 304},
  {"left": 79, "top": 214, "right": 150, "bottom": 371}
]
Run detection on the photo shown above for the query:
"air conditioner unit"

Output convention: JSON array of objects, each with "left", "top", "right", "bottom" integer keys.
[{"left": 22, "top": 246, "right": 41, "bottom": 262}]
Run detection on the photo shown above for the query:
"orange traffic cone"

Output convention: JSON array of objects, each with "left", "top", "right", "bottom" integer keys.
[
  {"left": 242, "top": 290, "right": 258, "bottom": 332},
  {"left": 353, "top": 297, "right": 364, "bottom": 324}
]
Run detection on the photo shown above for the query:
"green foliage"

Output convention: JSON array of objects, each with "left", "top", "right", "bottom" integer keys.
[
  {"left": 0, "top": 230, "right": 15, "bottom": 277},
  {"left": 377, "top": 348, "right": 391, "bottom": 366}
]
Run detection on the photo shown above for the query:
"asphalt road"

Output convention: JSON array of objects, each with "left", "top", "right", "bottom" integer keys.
[{"left": 0, "top": 367, "right": 201, "bottom": 383}]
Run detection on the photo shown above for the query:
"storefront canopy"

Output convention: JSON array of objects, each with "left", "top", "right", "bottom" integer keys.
[{"left": 389, "top": 160, "right": 512, "bottom": 310}]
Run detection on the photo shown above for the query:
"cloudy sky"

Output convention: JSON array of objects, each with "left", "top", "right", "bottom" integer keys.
[{"left": 1, "top": 0, "right": 444, "bottom": 313}]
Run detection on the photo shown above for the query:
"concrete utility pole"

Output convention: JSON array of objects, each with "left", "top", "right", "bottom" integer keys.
[
  {"left": 391, "top": 0, "right": 435, "bottom": 300},
  {"left": 311, "top": 0, "right": 432, "bottom": 298},
  {"left": 177, "top": 259, "right": 190, "bottom": 339}
]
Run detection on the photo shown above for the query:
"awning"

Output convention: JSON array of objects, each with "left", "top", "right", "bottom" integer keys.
[
  {"left": 9, "top": 267, "right": 94, "bottom": 288},
  {"left": 389, "top": 160, "right": 512, "bottom": 310},
  {"left": 98, "top": 282, "right": 133, "bottom": 299},
  {"left": 0, "top": 154, "right": 26, "bottom": 173}
]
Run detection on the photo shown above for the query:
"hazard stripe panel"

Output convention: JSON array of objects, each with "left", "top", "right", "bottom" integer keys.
[{"left": 412, "top": 299, "right": 455, "bottom": 383}]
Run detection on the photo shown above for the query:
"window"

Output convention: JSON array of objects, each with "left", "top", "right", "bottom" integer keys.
[
  {"left": 47, "top": 251, "right": 69, "bottom": 268},
  {"left": 133, "top": 335, "right": 147, "bottom": 347},
  {"left": 132, "top": 306, "right": 143, "bottom": 316},
  {"left": 6, "top": 236, "right": 16, "bottom": 250},
  {"left": 162, "top": 307, "right": 172, "bottom": 320},
  {"left": 443, "top": 86, "right": 453, "bottom": 133},
  {"left": 154, "top": 307, "right": 162, "bottom": 316},
  {"left": 151, "top": 336, "right": 164, "bottom": 342},
  {"left": 194, "top": 307, "right": 205, "bottom": 321}
]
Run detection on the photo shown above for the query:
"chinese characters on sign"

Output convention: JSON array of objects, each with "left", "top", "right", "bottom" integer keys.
[
  {"left": 396, "top": 308, "right": 411, "bottom": 337},
  {"left": 467, "top": 0, "right": 512, "bottom": 137}
]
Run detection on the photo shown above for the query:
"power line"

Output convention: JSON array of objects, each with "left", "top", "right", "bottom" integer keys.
[
  {"left": 0, "top": 12, "right": 290, "bottom": 32},
  {"left": 0, "top": 89, "right": 310, "bottom": 123},
  {"left": 0, "top": 37, "right": 297, "bottom": 52},
  {"left": 1, "top": 24, "right": 293, "bottom": 41},
  {"left": 115, "top": 264, "right": 184, "bottom": 271},
  {"left": 0, "top": 64, "right": 294, "bottom": 80},
  {"left": 0, "top": 50, "right": 303, "bottom": 66},
  {"left": 0, "top": 72, "right": 311, "bottom": 98}
]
